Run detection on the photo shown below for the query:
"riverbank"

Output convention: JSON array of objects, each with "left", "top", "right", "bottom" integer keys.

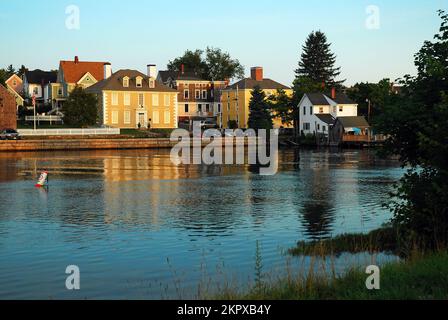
[
  {"left": 0, "top": 138, "right": 178, "bottom": 152},
  {"left": 218, "top": 251, "right": 448, "bottom": 300}
]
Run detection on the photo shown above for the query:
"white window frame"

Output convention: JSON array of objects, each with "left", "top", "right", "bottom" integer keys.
[
  {"left": 164, "top": 111, "right": 170, "bottom": 124},
  {"left": 124, "top": 110, "right": 131, "bottom": 124},
  {"left": 152, "top": 94, "right": 159, "bottom": 106},
  {"left": 123, "top": 77, "right": 129, "bottom": 87},
  {"left": 136, "top": 77, "right": 143, "bottom": 88},
  {"left": 112, "top": 111, "right": 119, "bottom": 124},
  {"left": 138, "top": 93, "right": 144, "bottom": 106},
  {"left": 124, "top": 93, "right": 131, "bottom": 106},
  {"left": 153, "top": 111, "right": 160, "bottom": 124},
  {"left": 195, "top": 89, "right": 201, "bottom": 99},
  {"left": 112, "top": 92, "right": 118, "bottom": 106},
  {"left": 202, "top": 90, "right": 207, "bottom": 99}
]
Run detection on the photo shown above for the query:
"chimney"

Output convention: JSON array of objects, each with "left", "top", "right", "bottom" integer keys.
[
  {"left": 147, "top": 64, "right": 157, "bottom": 79},
  {"left": 251, "top": 67, "right": 263, "bottom": 81},
  {"left": 181, "top": 64, "right": 185, "bottom": 75},
  {"left": 74, "top": 56, "right": 79, "bottom": 64},
  {"left": 331, "top": 87, "right": 336, "bottom": 99},
  {"left": 104, "top": 63, "right": 112, "bottom": 79}
]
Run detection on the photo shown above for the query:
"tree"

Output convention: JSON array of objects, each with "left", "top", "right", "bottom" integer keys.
[
  {"left": 62, "top": 86, "right": 98, "bottom": 127},
  {"left": 167, "top": 47, "right": 244, "bottom": 81},
  {"left": 167, "top": 49, "right": 208, "bottom": 78},
  {"left": 205, "top": 47, "right": 244, "bottom": 81},
  {"left": 248, "top": 86, "right": 273, "bottom": 130},
  {"left": 17, "top": 65, "right": 28, "bottom": 78},
  {"left": 0, "top": 65, "right": 16, "bottom": 86},
  {"left": 268, "top": 89, "right": 293, "bottom": 126},
  {"left": 375, "top": 10, "right": 448, "bottom": 251},
  {"left": 296, "top": 31, "right": 344, "bottom": 87}
]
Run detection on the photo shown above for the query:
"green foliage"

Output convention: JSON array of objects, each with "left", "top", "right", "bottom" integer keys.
[
  {"left": 267, "top": 89, "right": 293, "bottom": 126},
  {"left": 167, "top": 47, "right": 244, "bottom": 81},
  {"left": 227, "top": 120, "right": 238, "bottom": 129},
  {"left": 295, "top": 31, "right": 344, "bottom": 87},
  {"left": 0, "top": 65, "right": 16, "bottom": 86},
  {"left": 62, "top": 86, "right": 98, "bottom": 127},
  {"left": 248, "top": 86, "right": 273, "bottom": 130},
  {"left": 375, "top": 10, "right": 448, "bottom": 250}
]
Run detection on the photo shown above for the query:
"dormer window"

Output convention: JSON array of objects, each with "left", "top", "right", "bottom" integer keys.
[
  {"left": 123, "top": 77, "right": 129, "bottom": 87},
  {"left": 149, "top": 79, "right": 155, "bottom": 89},
  {"left": 136, "top": 76, "right": 143, "bottom": 88}
]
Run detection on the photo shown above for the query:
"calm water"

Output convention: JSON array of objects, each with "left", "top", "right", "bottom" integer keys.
[{"left": 0, "top": 149, "right": 403, "bottom": 299}]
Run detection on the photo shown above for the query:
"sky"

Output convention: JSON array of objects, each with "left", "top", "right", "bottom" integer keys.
[{"left": 0, "top": 0, "right": 447, "bottom": 86}]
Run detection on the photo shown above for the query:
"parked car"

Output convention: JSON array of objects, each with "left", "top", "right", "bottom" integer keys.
[{"left": 0, "top": 129, "right": 21, "bottom": 140}]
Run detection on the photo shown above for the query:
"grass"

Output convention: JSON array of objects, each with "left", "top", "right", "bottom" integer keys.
[
  {"left": 289, "top": 227, "right": 400, "bottom": 257},
  {"left": 217, "top": 251, "right": 448, "bottom": 300},
  {"left": 120, "top": 128, "right": 174, "bottom": 138}
]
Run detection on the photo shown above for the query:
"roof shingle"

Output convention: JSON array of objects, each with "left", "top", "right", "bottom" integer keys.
[{"left": 60, "top": 60, "right": 107, "bottom": 83}]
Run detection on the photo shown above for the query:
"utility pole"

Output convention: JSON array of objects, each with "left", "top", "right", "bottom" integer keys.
[{"left": 32, "top": 94, "right": 36, "bottom": 131}]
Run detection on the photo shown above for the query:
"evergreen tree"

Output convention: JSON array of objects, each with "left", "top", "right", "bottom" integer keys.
[
  {"left": 296, "top": 31, "right": 343, "bottom": 87},
  {"left": 248, "top": 86, "right": 273, "bottom": 130}
]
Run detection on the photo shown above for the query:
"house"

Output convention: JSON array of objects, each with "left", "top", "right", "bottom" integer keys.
[
  {"left": 51, "top": 56, "right": 109, "bottom": 109},
  {"left": 330, "top": 116, "right": 370, "bottom": 144},
  {"left": 220, "top": 67, "right": 293, "bottom": 129},
  {"left": 23, "top": 69, "right": 57, "bottom": 105},
  {"left": 86, "top": 65, "right": 178, "bottom": 129},
  {"left": 5, "top": 74, "right": 24, "bottom": 107},
  {"left": 298, "top": 90, "right": 358, "bottom": 136},
  {"left": 0, "top": 84, "right": 17, "bottom": 129},
  {"left": 157, "top": 66, "right": 227, "bottom": 128}
]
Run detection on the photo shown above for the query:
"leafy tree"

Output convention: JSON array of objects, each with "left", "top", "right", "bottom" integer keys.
[
  {"left": 296, "top": 31, "right": 344, "bottom": 87},
  {"left": 376, "top": 10, "right": 448, "bottom": 251},
  {"left": 62, "top": 86, "right": 98, "bottom": 127},
  {"left": 167, "top": 49, "right": 208, "bottom": 78},
  {"left": 248, "top": 86, "right": 273, "bottom": 130},
  {"left": 268, "top": 89, "right": 293, "bottom": 126},
  {"left": 167, "top": 47, "right": 244, "bottom": 81},
  {"left": 205, "top": 47, "right": 244, "bottom": 81},
  {"left": 0, "top": 65, "right": 16, "bottom": 86}
]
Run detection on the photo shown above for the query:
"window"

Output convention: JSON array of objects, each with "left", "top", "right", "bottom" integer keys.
[
  {"left": 153, "top": 111, "right": 160, "bottom": 124},
  {"left": 303, "top": 106, "right": 306, "bottom": 115},
  {"left": 339, "top": 106, "right": 343, "bottom": 112},
  {"left": 33, "top": 87, "right": 39, "bottom": 95},
  {"left": 198, "top": 104, "right": 202, "bottom": 112},
  {"left": 112, "top": 111, "right": 118, "bottom": 124},
  {"left": 123, "top": 77, "right": 129, "bottom": 87},
  {"left": 112, "top": 92, "right": 118, "bottom": 105},
  {"left": 303, "top": 123, "right": 310, "bottom": 130},
  {"left": 149, "top": 79, "right": 155, "bottom": 88},
  {"left": 152, "top": 94, "right": 159, "bottom": 106},
  {"left": 319, "top": 107, "right": 324, "bottom": 113},
  {"left": 184, "top": 89, "right": 189, "bottom": 99},
  {"left": 185, "top": 104, "right": 189, "bottom": 113},
  {"left": 323, "top": 125, "right": 327, "bottom": 132},
  {"left": 164, "top": 94, "right": 170, "bottom": 107},
  {"left": 164, "top": 111, "right": 170, "bottom": 124},
  {"left": 310, "top": 106, "right": 313, "bottom": 115},
  {"left": 124, "top": 93, "right": 131, "bottom": 106},
  {"left": 195, "top": 90, "right": 201, "bottom": 99},
  {"left": 217, "top": 104, "right": 221, "bottom": 113},
  {"left": 202, "top": 90, "right": 207, "bottom": 99},
  {"left": 136, "top": 77, "right": 143, "bottom": 87},
  {"left": 124, "top": 110, "right": 131, "bottom": 124},
  {"left": 205, "top": 104, "right": 210, "bottom": 112},
  {"left": 138, "top": 93, "right": 144, "bottom": 106},
  {"left": 13, "top": 80, "right": 17, "bottom": 86},
  {"left": 317, "top": 124, "right": 320, "bottom": 130},
  {"left": 58, "top": 88, "right": 63, "bottom": 95}
]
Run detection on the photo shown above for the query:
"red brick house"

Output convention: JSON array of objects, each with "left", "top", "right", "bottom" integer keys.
[{"left": 0, "top": 84, "right": 17, "bottom": 130}]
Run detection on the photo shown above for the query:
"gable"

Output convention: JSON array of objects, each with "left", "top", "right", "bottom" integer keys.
[{"left": 77, "top": 72, "right": 98, "bottom": 85}]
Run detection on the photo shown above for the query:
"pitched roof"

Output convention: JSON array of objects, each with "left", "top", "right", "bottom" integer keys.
[
  {"left": 60, "top": 59, "right": 107, "bottom": 83},
  {"left": 306, "top": 93, "right": 330, "bottom": 105},
  {"left": 86, "top": 69, "right": 176, "bottom": 93},
  {"left": 226, "top": 78, "right": 290, "bottom": 90},
  {"left": 24, "top": 69, "right": 57, "bottom": 84},
  {"left": 336, "top": 116, "right": 370, "bottom": 128},
  {"left": 305, "top": 92, "right": 356, "bottom": 105},
  {"left": 315, "top": 113, "right": 335, "bottom": 124},
  {"left": 158, "top": 70, "right": 204, "bottom": 82}
]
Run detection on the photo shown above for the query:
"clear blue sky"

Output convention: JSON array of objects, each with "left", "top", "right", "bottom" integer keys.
[{"left": 1, "top": 0, "right": 446, "bottom": 86}]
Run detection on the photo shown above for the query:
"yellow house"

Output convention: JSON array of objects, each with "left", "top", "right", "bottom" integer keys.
[
  {"left": 86, "top": 68, "right": 178, "bottom": 129},
  {"left": 220, "top": 67, "right": 293, "bottom": 129}
]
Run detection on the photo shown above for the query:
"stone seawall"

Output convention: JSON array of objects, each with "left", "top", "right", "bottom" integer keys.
[{"left": 0, "top": 139, "right": 178, "bottom": 152}]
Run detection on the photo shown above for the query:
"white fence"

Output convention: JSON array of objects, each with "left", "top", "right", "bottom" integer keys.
[
  {"left": 18, "top": 128, "right": 121, "bottom": 136},
  {"left": 25, "top": 115, "right": 63, "bottom": 122}
]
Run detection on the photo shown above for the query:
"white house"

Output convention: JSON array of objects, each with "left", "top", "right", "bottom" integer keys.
[{"left": 298, "top": 90, "right": 358, "bottom": 135}]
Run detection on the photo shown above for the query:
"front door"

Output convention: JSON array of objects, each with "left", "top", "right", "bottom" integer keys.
[{"left": 137, "top": 112, "right": 147, "bottom": 128}]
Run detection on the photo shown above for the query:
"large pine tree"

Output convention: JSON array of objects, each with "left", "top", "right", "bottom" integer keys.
[
  {"left": 248, "top": 86, "right": 273, "bottom": 130},
  {"left": 295, "top": 31, "right": 343, "bottom": 86}
]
